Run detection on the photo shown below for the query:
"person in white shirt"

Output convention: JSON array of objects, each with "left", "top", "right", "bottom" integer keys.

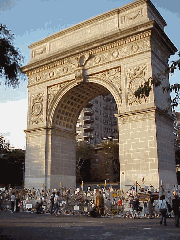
[
  {"left": 159, "top": 195, "right": 167, "bottom": 226},
  {"left": 11, "top": 193, "right": 15, "bottom": 213},
  {"left": 54, "top": 193, "right": 59, "bottom": 216}
]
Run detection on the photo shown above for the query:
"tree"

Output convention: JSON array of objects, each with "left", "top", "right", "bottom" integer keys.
[
  {"left": 0, "top": 24, "right": 25, "bottom": 88},
  {"left": 76, "top": 141, "right": 94, "bottom": 182},
  {"left": 0, "top": 135, "right": 10, "bottom": 155},
  {"left": 135, "top": 52, "right": 180, "bottom": 110},
  {"left": 0, "top": 135, "right": 25, "bottom": 187},
  {"left": 101, "top": 140, "right": 119, "bottom": 181}
]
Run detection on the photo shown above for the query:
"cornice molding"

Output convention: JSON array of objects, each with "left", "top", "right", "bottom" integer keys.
[
  {"left": 28, "top": 0, "right": 166, "bottom": 50},
  {"left": 24, "top": 126, "right": 76, "bottom": 137},
  {"left": 116, "top": 106, "right": 156, "bottom": 117},
  {"left": 151, "top": 21, "right": 177, "bottom": 55},
  {"left": 29, "top": 9, "right": 119, "bottom": 49},
  {"left": 24, "top": 127, "right": 47, "bottom": 133},
  {"left": 116, "top": 106, "right": 174, "bottom": 122}
]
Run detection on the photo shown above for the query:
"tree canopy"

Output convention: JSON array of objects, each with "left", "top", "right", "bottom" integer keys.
[
  {"left": 0, "top": 24, "right": 25, "bottom": 88},
  {"left": 101, "top": 140, "right": 119, "bottom": 175},
  {"left": 0, "top": 135, "right": 10, "bottom": 155}
]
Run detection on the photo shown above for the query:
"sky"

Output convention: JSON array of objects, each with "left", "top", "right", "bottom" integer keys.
[{"left": 0, "top": 0, "right": 180, "bottom": 149}]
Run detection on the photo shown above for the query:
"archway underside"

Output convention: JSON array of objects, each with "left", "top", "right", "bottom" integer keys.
[{"left": 52, "top": 82, "right": 110, "bottom": 133}]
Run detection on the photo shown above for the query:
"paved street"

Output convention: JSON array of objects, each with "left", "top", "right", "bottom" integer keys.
[{"left": 0, "top": 212, "right": 180, "bottom": 239}]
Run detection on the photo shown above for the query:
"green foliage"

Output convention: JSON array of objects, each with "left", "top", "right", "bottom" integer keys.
[
  {"left": 135, "top": 51, "right": 180, "bottom": 110},
  {"left": 0, "top": 24, "right": 25, "bottom": 88},
  {"left": 76, "top": 141, "right": 94, "bottom": 162},
  {"left": 101, "top": 140, "right": 119, "bottom": 174},
  {"left": 0, "top": 135, "right": 25, "bottom": 187},
  {"left": 0, "top": 135, "right": 25, "bottom": 163},
  {"left": 6, "top": 149, "right": 25, "bottom": 163},
  {"left": 76, "top": 141, "right": 94, "bottom": 182}
]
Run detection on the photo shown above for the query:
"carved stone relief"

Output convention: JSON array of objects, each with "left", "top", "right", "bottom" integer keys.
[
  {"left": 32, "top": 46, "right": 46, "bottom": 58},
  {"left": 120, "top": 8, "right": 144, "bottom": 25},
  {"left": 91, "top": 67, "right": 122, "bottom": 105},
  {"left": 31, "top": 92, "right": 44, "bottom": 124},
  {"left": 126, "top": 64, "right": 149, "bottom": 106},
  {"left": 47, "top": 82, "right": 70, "bottom": 109},
  {"left": 69, "top": 53, "right": 91, "bottom": 83}
]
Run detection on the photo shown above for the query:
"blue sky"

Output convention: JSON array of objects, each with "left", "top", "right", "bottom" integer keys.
[{"left": 0, "top": 0, "right": 180, "bottom": 149}]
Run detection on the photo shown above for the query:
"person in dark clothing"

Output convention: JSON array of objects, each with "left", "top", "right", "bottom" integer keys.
[
  {"left": 16, "top": 194, "right": 20, "bottom": 212},
  {"left": 172, "top": 193, "right": 180, "bottom": 227},
  {"left": 132, "top": 196, "right": 140, "bottom": 218},
  {"left": 149, "top": 196, "right": 154, "bottom": 218},
  {"left": 159, "top": 195, "right": 167, "bottom": 226},
  {"left": 50, "top": 194, "right": 54, "bottom": 215},
  {"left": 36, "top": 202, "right": 42, "bottom": 214}
]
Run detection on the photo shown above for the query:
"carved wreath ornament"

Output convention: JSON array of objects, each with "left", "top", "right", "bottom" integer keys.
[{"left": 31, "top": 93, "right": 44, "bottom": 124}]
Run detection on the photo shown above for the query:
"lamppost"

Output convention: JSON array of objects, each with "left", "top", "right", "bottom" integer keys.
[{"left": 22, "top": 162, "right": 25, "bottom": 187}]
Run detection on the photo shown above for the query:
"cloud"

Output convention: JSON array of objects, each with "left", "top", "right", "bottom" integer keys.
[
  {"left": 0, "top": 98, "right": 28, "bottom": 149},
  {"left": 0, "top": 0, "right": 21, "bottom": 11}
]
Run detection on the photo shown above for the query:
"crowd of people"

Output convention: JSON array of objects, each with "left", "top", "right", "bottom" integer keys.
[{"left": 0, "top": 186, "right": 179, "bottom": 227}]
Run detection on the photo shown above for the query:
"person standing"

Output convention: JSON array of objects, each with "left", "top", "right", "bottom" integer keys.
[
  {"left": 172, "top": 192, "right": 180, "bottom": 227},
  {"left": 50, "top": 194, "right": 54, "bottom": 215},
  {"left": 148, "top": 195, "right": 154, "bottom": 218},
  {"left": 159, "top": 195, "right": 167, "bottom": 226},
  {"left": 16, "top": 193, "right": 20, "bottom": 212},
  {"left": 133, "top": 196, "right": 140, "bottom": 218},
  {"left": 11, "top": 192, "right": 15, "bottom": 213},
  {"left": 95, "top": 189, "right": 104, "bottom": 216},
  {"left": 54, "top": 192, "right": 59, "bottom": 216}
]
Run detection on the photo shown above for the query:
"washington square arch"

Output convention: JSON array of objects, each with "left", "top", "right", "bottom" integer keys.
[{"left": 22, "top": 0, "right": 178, "bottom": 192}]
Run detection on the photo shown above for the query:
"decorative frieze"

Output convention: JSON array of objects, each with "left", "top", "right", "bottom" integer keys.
[
  {"left": 31, "top": 92, "right": 44, "bottom": 125},
  {"left": 86, "top": 33, "right": 151, "bottom": 69},
  {"left": 27, "top": 31, "right": 151, "bottom": 86}
]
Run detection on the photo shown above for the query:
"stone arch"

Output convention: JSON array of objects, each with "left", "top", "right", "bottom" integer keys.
[
  {"left": 22, "top": 0, "right": 177, "bottom": 192},
  {"left": 46, "top": 77, "right": 121, "bottom": 189},
  {"left": 48, "top": 75, "right": 122, "bottom": 129}
]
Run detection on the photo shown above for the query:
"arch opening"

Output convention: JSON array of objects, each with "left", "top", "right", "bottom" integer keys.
[
  {"left": 52, "top": 82, "right": 111, "bottom": 133},
  {"left": 49, "top": 81, "right": 119, "bottom": 189}
]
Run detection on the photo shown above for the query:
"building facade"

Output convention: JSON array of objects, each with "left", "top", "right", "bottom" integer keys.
[{"left": 76, "top": 94, "right": 118, "bottom": 145}]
